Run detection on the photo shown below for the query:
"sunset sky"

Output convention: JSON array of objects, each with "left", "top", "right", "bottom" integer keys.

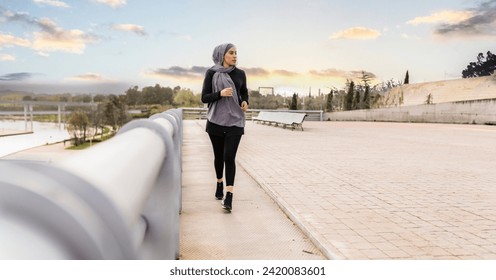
[{"left": 1, "top": 0, "right": 495, "bottom": 96}]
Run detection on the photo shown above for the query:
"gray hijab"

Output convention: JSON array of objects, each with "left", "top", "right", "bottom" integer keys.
[{"left": 206, "top": 43, "right": 245, "bottom": 127}]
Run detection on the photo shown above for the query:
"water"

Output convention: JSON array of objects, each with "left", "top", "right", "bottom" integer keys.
[{"left": 0, "top": 120, "right": 70, "bottom": 157}]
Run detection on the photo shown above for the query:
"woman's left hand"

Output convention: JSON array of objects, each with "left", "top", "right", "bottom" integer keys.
[{"left": 241, "top": 101, "right": 248, "bottom": 112}]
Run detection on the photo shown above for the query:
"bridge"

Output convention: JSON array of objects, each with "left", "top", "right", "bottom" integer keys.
[
  {"left": 2, "top": 108, "right": 496, "bottom": 260},
  {"left": 0, "top": 100, "right": 96, "bottom": 131}
]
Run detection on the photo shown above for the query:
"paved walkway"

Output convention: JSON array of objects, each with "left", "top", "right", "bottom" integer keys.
[
  {"left": 180, "top": 120, "right": 324, "bottom": 259},
  {"left": 237, "top": 120, "right": 496, "bottom": 259},
  {"left": 4, "top": 120, "right": 496, "bottom": 260}
]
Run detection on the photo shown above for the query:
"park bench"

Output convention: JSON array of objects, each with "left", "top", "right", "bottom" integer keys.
[{"left": 253, "top": 111, "right": 307, "bottom": 131}]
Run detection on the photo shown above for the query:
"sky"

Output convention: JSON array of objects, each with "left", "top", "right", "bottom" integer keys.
[{"left": 0, "top": 0, "right": 495, "bottom": 96}]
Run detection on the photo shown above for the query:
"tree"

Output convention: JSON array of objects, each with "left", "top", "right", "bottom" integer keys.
[
  {"left": 104, "top": 95, "right": 129, "bottom": 131},
  {"left": 93, "top": 94, "right": 106, "bottom": 103},
  {"left": 68, "top": 110, "right": 90, "bottom": 146},
  {"left": 87, "top": 103, "right": 104, "bottom": 140},
  {"left": 462, "top": 51, "right": 496, "bottom": 78},
  {"left": 425, "top": 93, "right": 433, "bottom": 105},
  {"left": 173, "top": 88, "right": 201, "bottom": 107},
  {"left": 72, "top": 94, "right": 92, "bottom": 103},
  {"left": 353, "top": 90, "right": 360, "bottom": 110},
  {"left": 360, "top": 71, "right": 371, "bottom": 87},
  {"left": 404, "top": 70, "right": 409, "bottom": 84},
  {"left": 290, "top": 93, "right": 298, "bottom": 110},
  {"left": 125, "top": 86, "right": 141, "bottom": 106},
  {"left": 326, "top": 91, "right": 333, "bottom": 112},
  {"left": 363, "top": 85, "right": 370, "bottom": 109},
  {"left": 345, "top": 80, "right": 355, "bottom": 111}
]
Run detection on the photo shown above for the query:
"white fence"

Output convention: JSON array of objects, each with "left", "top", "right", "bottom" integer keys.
[{"left": 0, "top": 109, "right": 183, "bottom": 259}]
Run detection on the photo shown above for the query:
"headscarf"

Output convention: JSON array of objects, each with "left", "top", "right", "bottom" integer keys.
[
  {"left": 210, "top": 43, "right": 237, "bottom": 100},
  {"left": 206, "top": 43, "right": 245, "bottom": 127}
]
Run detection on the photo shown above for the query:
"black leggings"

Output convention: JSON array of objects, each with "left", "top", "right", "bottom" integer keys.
[{"left": 208, "top": 133, "right": 242, "bottom": 186}]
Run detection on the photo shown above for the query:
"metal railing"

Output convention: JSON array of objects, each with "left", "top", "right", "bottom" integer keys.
[{"left": 0, "top": 109, "right": 183, "bottom": 260}]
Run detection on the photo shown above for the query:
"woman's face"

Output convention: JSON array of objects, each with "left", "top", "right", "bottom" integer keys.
[{"left": 223, "top": 47, "right": 237, "bottom": 67}]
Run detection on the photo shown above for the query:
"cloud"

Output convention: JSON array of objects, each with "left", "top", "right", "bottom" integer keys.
[
  {"left": 2, "top": 10, "right": 36, "bottom": 25},
  {"left": 242, "top": 68, "right": 299, "bottom": 77},
  {"left": 3, "top": 10, "right": 98, "bottom": 54},
  {"left": 0, "top": 33, "right": 31, "bottom": 48},
  {"left": 434, "top": 0, "right": 496, "bottom": 37},
  {"left": 330, "top": 27, "right": 381, "bottom": 40},
  {"left": 0, "top": 72, "right": 35, "bottom": 81},
  {"left": 244, "top": 67, "right": 270, "bottom": 77},
  {"left": 112, "top": 24, "right": 147, "bottom": 36},
  {"left": 310, "top": 69, "right": 377, "bottom": 80},
  {"left": 0, "top": 53, "right": 15, "bottom": 61},
  {"left": 408, "top": 1, "right": 496, "bottom": 38},
  {"left": 93, "top": 0, "right": 126, "bottom": 8},
  {"left": 147, "top": 66, "right": 285, "bottom": 82},
  {"left": 146, "top": 65, "right": 378, "bottom": 90},
  {"left": 273, "top": 69, "right": 299, "bottom": 77},
  {"left": 0, "top": 80, "right": 130, "bottom": 94},
  {"left": 147, "top": 66, "right": 208, "bottom": 79},
  {"left": 69, "top": 73, "right": 105, "bottom": 81},
  {"left": 33, "top": 0, "right": 70, "bottom": 8},
  {"left": 407, "top": 10, "right": 474, "bottom": 25},
  {"left": 36, "top": 51, "right": 50, "bottom": 57},
  {"left": 32, "top": 19, "right": 98, "bottom": 54},
  {"left": 309, "top": 68, "right": 348, "bottom": 78}
]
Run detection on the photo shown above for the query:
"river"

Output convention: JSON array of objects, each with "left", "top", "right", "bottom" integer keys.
[{"left": 0, "top": 120, "right": 70, "bottom": 158}]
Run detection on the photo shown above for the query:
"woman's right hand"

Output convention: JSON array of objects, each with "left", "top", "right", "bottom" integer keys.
[{"left": 220, "top": 87, "right": 233, "bottom": 97}]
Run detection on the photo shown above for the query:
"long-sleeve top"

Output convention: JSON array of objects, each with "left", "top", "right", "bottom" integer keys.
[
  {"left": 201, "top": 67, "right": 249, "bottom": 135},
  {"left": 201, "top": 67, "right": 249, "bottom": 107}
]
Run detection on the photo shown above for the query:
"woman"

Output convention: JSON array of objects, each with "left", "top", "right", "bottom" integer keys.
[{"left": 201, "top": 43, "right": 249, "bottom": 212}]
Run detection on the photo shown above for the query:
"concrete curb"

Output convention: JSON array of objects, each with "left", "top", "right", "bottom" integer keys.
[{"left": 238, "top": 162, "right": 343, "bottom": 260}]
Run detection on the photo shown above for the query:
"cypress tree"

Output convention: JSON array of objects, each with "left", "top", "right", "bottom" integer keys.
[
  {"left": 290, "top": 93, "right": 298, "bottom": 110},
  {"left": 404, "top": 70, "right": 409, "bottom": 84},
  {"left": 363, "top": 85, "right": 370, "bottom": 109},
  {"left": 326, "top": 91, "right": 333, "bottom": 112},
  {"left": 353, "top": 90, "right": 360, "bottom": 110},
  {"left": 345, "top": 81, "right": 355, "bottom": 111}
]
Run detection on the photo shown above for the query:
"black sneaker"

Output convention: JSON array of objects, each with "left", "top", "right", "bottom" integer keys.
[
  {"left": 222, "top": 192, "right": 233, "bottom": 212},
  {"left": 215, "top": 182, "right": 224, "bottom": 200}
]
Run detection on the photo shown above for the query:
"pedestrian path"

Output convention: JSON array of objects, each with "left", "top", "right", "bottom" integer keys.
[
  {"left": 238, "top": 120, "right": 496, "bottom": 259},
  {"left": 179, "top": 120, "right": 324, "bottom": 259}
]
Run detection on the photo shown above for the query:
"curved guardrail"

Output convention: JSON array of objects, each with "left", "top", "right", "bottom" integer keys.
[{"left": 0, "top": 109, "right": 183, "bottom": 260}]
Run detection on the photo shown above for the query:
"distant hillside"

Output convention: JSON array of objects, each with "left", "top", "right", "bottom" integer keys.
[
  {"left": 0, "top": 90, "right": 34, "bottom": 99},
  {"left": 0, "top": 89, "right": 34, "bottom": 96},
  {"left": 379, "top": 74, "right": 496, "bottom": 107}
]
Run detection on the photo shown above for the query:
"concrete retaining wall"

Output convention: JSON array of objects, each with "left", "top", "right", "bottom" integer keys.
[
  {"left": 379, "top": 74, "right": 496, "bottom": 107},
  {"left": 326, "top": 99, "right": 496, "bottom": 125}
]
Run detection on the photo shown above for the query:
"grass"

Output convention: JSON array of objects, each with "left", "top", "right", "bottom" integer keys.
[
  {"left": 33, "top": 114, "right": 59, "bottom": 122},
  {"left": 66, "top": 134, "right": 113, "bottom": 150},
  {"left": 67, "top": 140, "right": 102, "bottom": 151}
]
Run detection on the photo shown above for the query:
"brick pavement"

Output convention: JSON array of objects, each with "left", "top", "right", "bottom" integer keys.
[{"left": 237, "top": 120, "right": 496, "bottom": 259}]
